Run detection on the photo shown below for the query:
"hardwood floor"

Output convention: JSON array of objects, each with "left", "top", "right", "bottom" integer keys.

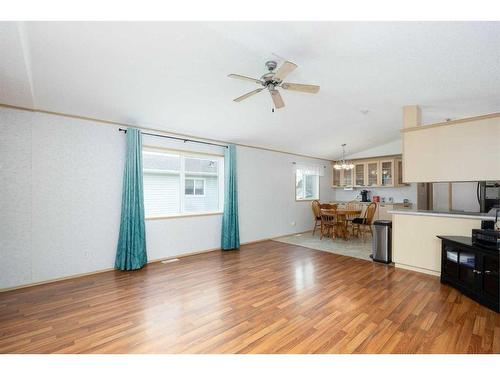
[{"left": 1, "top": 240, "right": 499, "bottom": 354}]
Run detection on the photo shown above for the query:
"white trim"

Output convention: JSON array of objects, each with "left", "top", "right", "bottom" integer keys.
[
  {"left": 395, "top": 263, "right": 440, "bottom": 277},
  {"left": 143, "top": 168, "right": 180, "bottom": 175},
  {"left": 145, "top": 211, "right": 223, "bottom": 220}
]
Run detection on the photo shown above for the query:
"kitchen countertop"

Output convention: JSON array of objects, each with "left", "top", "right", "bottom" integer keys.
[
  {"left": 331, "top": 201, "right": 411, "bottom": 206},
  {"left": 388, "top": 209, "right": 496, "bottom": 221}
]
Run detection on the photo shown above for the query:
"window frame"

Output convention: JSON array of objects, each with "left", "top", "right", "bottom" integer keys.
[
  {"left": 295, "top": 171, "right": 320, "bottom": 202},
  {"left": 184, "top": 177, "right": 206, "bottom": 197},
  {"left": 142, "top": 146, "right": 224, "bottom": 219}
]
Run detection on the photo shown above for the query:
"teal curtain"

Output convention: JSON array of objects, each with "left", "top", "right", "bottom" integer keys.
[
  {"left": 221, "top": 144, "right": 240, "bottom": 250},
  {"left": 115, "top": 128, "right": 147, "bottom": 270}
]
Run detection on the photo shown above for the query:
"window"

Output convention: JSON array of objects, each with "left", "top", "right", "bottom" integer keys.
[
  {"left": 295, "top": 164, "right": 323, "bottom": 201},
  {"left": 143, "top": 149, "right": 224, "bottom": 218},
  {"left": 185, "top": 178, "right": 205, "bottom": 196}
]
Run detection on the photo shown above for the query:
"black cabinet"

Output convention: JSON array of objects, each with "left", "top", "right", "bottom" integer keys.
[{"left": 438, "top": 236, "right": 499, "bottom": 312}]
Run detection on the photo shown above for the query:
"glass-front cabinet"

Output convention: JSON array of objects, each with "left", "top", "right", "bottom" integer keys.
[
  {"left": 380, "top": 160, "right": 394, "bottom": 187},
  {"left": 367, "top": 161, "right": 379, "bottom": 186},
  {"left": 342, "top": 168, "right": 353, "bottom": 187},
  {"left": 354, "top": 163, "right": 365, "bottom": 187},
  {"left": 332, "top": 156, "right": 405, "bottom": 188},
  {"left": 332, "top": 168, "right": 354, "bottom": 188},
  {"left": 332, "top": 168, "right": 341, "bottom": 187}
]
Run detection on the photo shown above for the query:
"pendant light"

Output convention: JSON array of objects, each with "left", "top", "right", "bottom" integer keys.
[{"left": 334, "top": 144, "right": 354, "bottom": 170}]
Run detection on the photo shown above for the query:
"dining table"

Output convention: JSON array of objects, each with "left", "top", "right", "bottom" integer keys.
[{"left": 320, "top": 208, "right": 362, "bottom": 240}]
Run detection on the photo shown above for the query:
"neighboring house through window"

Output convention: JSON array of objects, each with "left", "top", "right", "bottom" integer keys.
[
  {"left": 185, "top": 178, "right": 205, "bottom": 196},
  {"left": 142, "top": 149, "right": 224, "bottom": 218}
]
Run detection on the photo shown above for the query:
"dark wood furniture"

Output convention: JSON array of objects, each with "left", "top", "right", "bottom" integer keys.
[{"left": 438, "top": 235, "right": 499, "bottom": 312}]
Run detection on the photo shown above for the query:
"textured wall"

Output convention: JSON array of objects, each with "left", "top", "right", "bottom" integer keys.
[{"left": 0, "top": 106, "right": 333, "bottom": 289}]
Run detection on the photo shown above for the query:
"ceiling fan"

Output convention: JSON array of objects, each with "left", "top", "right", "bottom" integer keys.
[{"left": 228, "top": 60, "right": 320, "bottom": 110}]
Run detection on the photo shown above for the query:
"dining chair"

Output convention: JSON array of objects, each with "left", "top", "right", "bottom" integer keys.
[
  {"left": 345, "top": 200, "right": 362, "bottom": 234},
  {"left": 352, "top": 202, "right": 377, "bottom": 239},
  {"left": 311, "top": 200, "right": 321, "bottom": 235},
  {"left": 319, "top": 204, "right": 338, "bottom": 239},
  {"left": 320, "top": 209, "right": 337, "bottom": 240},
  {"left": 333, "top": 212, "right": 349, "bottom": 240}
]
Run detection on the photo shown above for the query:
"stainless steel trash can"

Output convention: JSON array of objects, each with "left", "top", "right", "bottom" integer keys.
[{"left": 372, "top": 220, "right": 392, "bottom": 263}]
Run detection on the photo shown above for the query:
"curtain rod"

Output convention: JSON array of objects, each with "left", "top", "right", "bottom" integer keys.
[{"left": 119, "top": 128, "right": 228, "bottom": 148}]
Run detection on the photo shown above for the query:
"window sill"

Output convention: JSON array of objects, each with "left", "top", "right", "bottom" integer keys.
[
  {"left": 295, "top": 198, "right": 319, "bottom": 202},
  {"left": 145, "top": 211, "right": 223, "bottom": 221}
]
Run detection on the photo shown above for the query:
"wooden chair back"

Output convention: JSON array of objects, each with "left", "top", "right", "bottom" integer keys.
[
  {"left": 320, "top": 204, "right": 337, "bottom": 223},
  {"left": 311, "top": 200, "right": 321, "bottom": 218},
  {"left": 320, "top": 212, "right": 337, "bottom": 224},
  {"left": 364, "top": 202, "right": 377, "bottom": 225},
  {"left": 346, "top": 200, "right": 362, "bottom": 220},
  {"left": 319, "top": 203, "right": 336, "bottom": 210}
]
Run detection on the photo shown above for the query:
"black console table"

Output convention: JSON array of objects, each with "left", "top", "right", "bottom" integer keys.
[{"left": 438, "top": 236, "right": 499, "bottom": 312}]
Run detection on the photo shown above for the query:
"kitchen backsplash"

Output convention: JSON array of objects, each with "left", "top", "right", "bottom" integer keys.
[{"left": 330, "top": 183, "right": 417, "bottom": 204}]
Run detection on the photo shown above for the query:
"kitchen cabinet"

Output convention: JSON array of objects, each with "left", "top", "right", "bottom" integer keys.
[
  {"left": 439, "top": 236, "right": 499, "bottom": 312},
  {"left": 367, "top": 161, "right": 379, "bottom": 186},
  {"left": 377, "top": 204, "right": 391, "bottom": 220},
  {"left": 397, "top": 159, "right": 405, "bottom": 186},
  {"left": 342, "top": 169, "right": 353, "bottom": 187},
  {"left": 332, "top": 168, "right": 354, "bottom": 188},
  {"left": 332, "top": 155, "right": 407, "bottom": 188},
  {"left": 354, "top": 163, "right": 365, "bottom": 187},
  {"left": 353, "top": 160, "right": 379, "bottom": 187},
  {"left": 380, "top": 159, "right": 394, "bottom": 187},
  {"left": 332, "top": 168, "right": 341, "bottom": 187}
]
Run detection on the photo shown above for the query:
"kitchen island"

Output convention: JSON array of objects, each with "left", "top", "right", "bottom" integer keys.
[{"left": 388, "top": 209, "right": 496, "bottom": 276}]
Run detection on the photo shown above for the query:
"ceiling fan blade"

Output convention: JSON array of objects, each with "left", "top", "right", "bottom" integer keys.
[
  {"left": 233, "top": 88, "right": 264, "bottom": 102},
  {"left": 228, "top": 74, "right": 263, "bottom": 85},
  {"left": 281, "top": 82, "right": 320, "bottom": 93},
  {"left": 270, "top": 90, "right": 285, "bottom": 109},
  {"left": 273, "top": 61, "right": 297, "bottom": 81}
]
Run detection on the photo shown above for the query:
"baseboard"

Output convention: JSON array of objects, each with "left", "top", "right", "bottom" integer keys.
[
  {"left": 395, "top": 262, "right": 440, "bottom": 277},
  {"left": 0, "top": 231, "right": 311, "bottom": 293},
  {"left": 0, "top": 267, "right": 117, "bottom": 292},
  {"left": 271, "top": 229, "right": 312, "bottom": 240}
]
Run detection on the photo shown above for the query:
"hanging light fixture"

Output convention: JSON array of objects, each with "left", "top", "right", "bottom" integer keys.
[{"left": 334, "top": 144, "right": 355, "bottom": 170}]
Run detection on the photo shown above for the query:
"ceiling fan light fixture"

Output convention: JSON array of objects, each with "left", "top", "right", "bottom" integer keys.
[{"left": 228, "top": 60, "right": 320, "bottom": 109}]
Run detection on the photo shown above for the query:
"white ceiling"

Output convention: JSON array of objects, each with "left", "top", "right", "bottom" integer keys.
[{"left": 1, "top": 21, "right": 499, "bottom": 159}]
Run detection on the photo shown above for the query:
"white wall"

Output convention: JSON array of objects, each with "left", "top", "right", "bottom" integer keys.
[
  {"left": 237, "top": 147, "right": 332, "bottom": 243},
  {"left": 0, "top": 107, "right": 332, "bottom": 289},
  {"left": 346, "top": 139, "right": 402, "bottom": 159}
]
